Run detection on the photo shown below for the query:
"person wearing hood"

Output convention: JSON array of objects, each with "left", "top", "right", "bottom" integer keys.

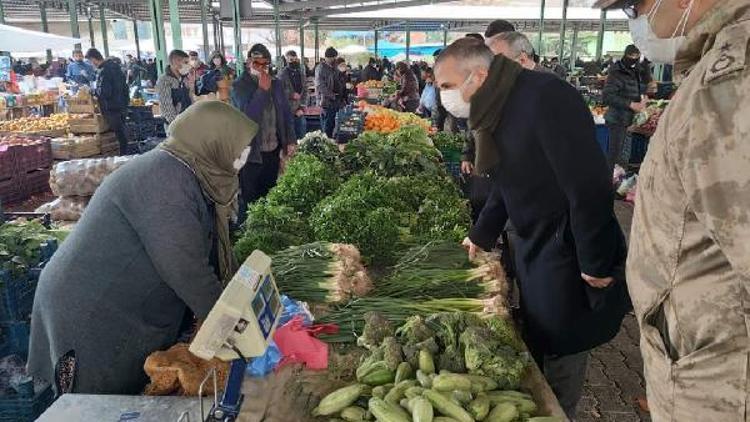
[
  {"left": 602, "top": 44, "right": 647, "bottom": 174},
  {"left": 436, "top": 38, "right": 630, "bottom": 420},
  {"left": 232, "top": 44, "right": 296, "bottom": 209},
  {"left": 66, "top": 49, "right": 96, "bottom": 85},
  {"left": 85, "top": 48, "right": 130, "bottom": 155},
  {"left": 156, "top": 50, "right": 194, "bottom": 126},
  {"left": 596, "top": 0, "right": 748, "bottom": 420},
  {"left": 28, "top": 101, "right": 259, "bottom": 396}
]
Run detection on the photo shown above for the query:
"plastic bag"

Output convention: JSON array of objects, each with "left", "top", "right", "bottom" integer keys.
[
  {"left": 274, "top": 316, "right": 338, "bottom": 371},
  {"left": 50, "top": 156, "right": 134, "bottom": 197},
  {"left": 36, "top": 196, "right": 89, "bottom": 221}
]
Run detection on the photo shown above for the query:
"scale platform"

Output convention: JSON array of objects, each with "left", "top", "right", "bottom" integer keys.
[{"left": 37, "top": 394, "right": 213, "bottom": 422}]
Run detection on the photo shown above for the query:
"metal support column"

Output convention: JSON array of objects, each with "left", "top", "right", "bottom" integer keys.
[
  {"left": 68, "top": 0, "right": 81, "bottom": 50},
  {"left": 273, "top": 0, "right": 282, "bottom": 67},
  {"left": 442, "top": 27, "right": 448, "bottom": 47},
  {"left": 87, "top": 8, "right": 95, "bottom": 48},
  {"left": 405, "top": 21, "right": 411, "bottom": 61},
  {"left": 149, "top": 0, "right": 167, "bottom": 75},
  {"left": 40, "top": 2, "right": 53, "bottom": 63},
  {"left": 537, "top": 0, "right": 546, "bottom": 53},
  {"left": 313, "top": 19, "right": 319, "bottom": 63},
  {"left": 595, "top": 10, "right": 607, "bottom": 61},
  {"left": 570, "top": 24, "right": 579, "bottom": 68},
  {"left": 168, "top": 0, "right": 182, "bottom": 50},
  {"left": 231, "top": 0, "right": 242, "bottom": 75},
  {"left": 374, "top": 30, "right": 379, "bottom": 57},
  {"left": 133, "top": 19, "right": 142, "bottom": 60},
  {"left": 99, "top": 3, "right": 109, "bottom": 57},
  {"left": 558, "top": 0, "right": 569, "bottom": 63},
  {"left": 299, "top": 19, "right": 305, "bottom": 63},
  {"left": 0, "top": 1, "right": 5, "bottom": 25},
  {"left": 200, "top": 0, "right": 210, "bottom": 60},
  {"left": 218, "top": 17, "right": 225, "bottom": 54}
]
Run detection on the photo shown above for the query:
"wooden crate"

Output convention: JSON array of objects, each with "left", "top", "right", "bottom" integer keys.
[
  {"left": 69, "top": 114, "right": 109, "bottom": 134},
  {"left": 50, "top": 136, "right": 101, "bottom": 160},
  {"left": 67, "top": 97, "right": 98, "bottom": 114}
]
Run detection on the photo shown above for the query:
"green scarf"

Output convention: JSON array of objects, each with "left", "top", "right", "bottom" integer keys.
[
  {"left": 162, "top": 100, "right": 259, "bottom": 283},
  {"left": 469, "top": 54, "right": 523, "bottom": 174}
]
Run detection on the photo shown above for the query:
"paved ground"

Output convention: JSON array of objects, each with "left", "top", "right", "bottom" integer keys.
[{"left": 577, "top": 201, "right": 650, "bottom": 422}]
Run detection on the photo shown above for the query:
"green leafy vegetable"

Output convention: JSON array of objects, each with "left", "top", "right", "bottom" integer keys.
[
  {"left": 266, "top": 153, "right": 340, "bottom": 215},
  {"left": 234, "top": 199, "right": 311, "bottom": 261}
]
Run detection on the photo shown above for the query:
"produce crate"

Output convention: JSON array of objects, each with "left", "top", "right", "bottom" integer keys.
[
  {"left": 50, "top": 137, "right": 101, "bottom": 160},
  {"left": 138, "top": 137, "right": 165, "bottom": 154},
  {"left": 0, "top": 239, "right": 56, "bottom": 323},
  {"left": 0, "top": 321, "right": 30, "bottom": 359},
  {"left": 0, "top": 382, "right": 55, "bottom": 422},
  {"left": 13, "top": 139, "right": 52, "bottom": 172},
  {"left": 20, "top": 168, "right": 51, "bottom": 197},
  {"left": 439, "top": 147, "right": 462, "bottom": 163},
  {"left": 445, "top": 161, "right": 461, "bottom": 180},
  {"left": 66, "top": 97, "right": 98, "bottom": 114},
  {"left": 0, "top": 179, "right": 23, "bottom": 205},
  {"left": 0, "top": 147, "right": 14, "bottom": 182},
  {"left": 69, "top": 114, "right": 109, "bottom": 134}
]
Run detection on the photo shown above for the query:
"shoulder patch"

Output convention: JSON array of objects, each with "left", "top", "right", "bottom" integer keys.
[{"left": 704, "top": 21, "right": 749, "bottom": 84}]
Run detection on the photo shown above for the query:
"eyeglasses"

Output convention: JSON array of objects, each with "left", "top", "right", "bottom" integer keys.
[{"left": 622, "top": 0, "right": 640, "bottom": 19}]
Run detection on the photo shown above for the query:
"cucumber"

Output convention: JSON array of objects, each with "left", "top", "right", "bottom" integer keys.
[
  {"left": 434, "top": 418, "right": 460, "bottom": 422},
  {"left": 405, "top": 386, "right": 425, "bottom": 399},
  {"left": 360, "top": 368, "right": 395, "bottom": 386},
  {"left": 400, "top": 398, "right": 413, "bottom": 413},
  {"left": 485, "top": 402, "right": 518, "bottom": 422},
  {"left": 465, "top": 375, "right": 498, "bottom": 393},
  {"left": 451, "top": 390, "right": 473, "bottom": 405},
  {"left": 384, "top": 380, "right": 416, "bottom": 405},
  {"left": 419, "top": 349, "right": 436, "bottom": 374},
  {"left": 432, "top": 374, "right": 472, "bottom": 392},
  {"left": 422, "top": 389, "right": 475, "bottom": 422},
  {"left": 411, "top": 396, "right": 434, "bottom": 422},
  {"left": 368, "top": 397, "right": 411, "bottom": 422},
  {"left": 313, "top": 384, "right": 367, "bottom": 416},
  {"left": 395, "top": 362, "right": 414, "bottom": 384}
]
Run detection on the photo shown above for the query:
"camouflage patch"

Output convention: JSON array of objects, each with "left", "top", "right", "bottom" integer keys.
[{"left": 704, "top": 21, "right": 749, "bottom": 84}]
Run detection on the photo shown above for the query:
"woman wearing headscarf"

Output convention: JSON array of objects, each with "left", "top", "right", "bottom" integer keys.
[{"left": 28, "top": 101, "right": 258, "bottom": 396}]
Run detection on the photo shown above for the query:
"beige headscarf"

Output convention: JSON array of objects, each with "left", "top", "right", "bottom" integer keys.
[{"left": 161, "top": 100, "right": 259, "bottom": 282}]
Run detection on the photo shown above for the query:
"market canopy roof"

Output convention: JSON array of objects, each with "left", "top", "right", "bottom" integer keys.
[{"left": 0, "top": 24, "right": 83, "bottom": 53}]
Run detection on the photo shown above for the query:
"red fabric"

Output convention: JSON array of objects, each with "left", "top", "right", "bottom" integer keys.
[{"left": 273, "top": 316, "right": 338, "bottom": 370}]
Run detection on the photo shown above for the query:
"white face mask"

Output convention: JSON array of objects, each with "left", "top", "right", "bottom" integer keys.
[
  {"left": 233, "top": 147, "right": 251, "bottom": 171},
  {"left": 628, "top": 0, "right": 695, "bottom": 64},
  {"left": 441, "top": 72, "right": 474, "bottom": 119},
  {"left": 179, "top": 63, "right": 191, "bottom": 76},
  {"left": 213, "top": 58, "right": 223, "bottom": 66}
]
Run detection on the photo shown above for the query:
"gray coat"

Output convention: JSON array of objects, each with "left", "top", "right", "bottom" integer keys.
[
  {"left": 314, "top": 62, "right": 337, "bottom": 108},
  {"left": 28, "top": 150, "right": 223, "bottom": 394}
]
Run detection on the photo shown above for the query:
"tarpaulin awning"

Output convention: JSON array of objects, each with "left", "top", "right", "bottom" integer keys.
[{"left": 0, "top": 24, "right": 82, "bottom": 53}]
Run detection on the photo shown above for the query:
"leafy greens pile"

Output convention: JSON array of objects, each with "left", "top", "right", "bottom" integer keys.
[{"left": 0, "top": 220, "right": 62, "bottom": 277}]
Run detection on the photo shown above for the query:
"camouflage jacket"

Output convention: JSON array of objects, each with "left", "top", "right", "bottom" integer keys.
[{"left": 627, "top": 1, "right": 750, "bottom": 420}]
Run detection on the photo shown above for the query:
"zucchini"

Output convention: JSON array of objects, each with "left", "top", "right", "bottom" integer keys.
[
  {"left": 372, "top": 386, "right": 387, "bottom": 399},
  {"left": 401, "top": 398, "right": 414, "bottom": 413},
  {"left": 405, "top": 386, "right": 425, "bottom": 399},
  {"left": 384, "top": 380, "right": 416, "bottom": 405},
  {"left": 434, "top": 418, "right": 460, "bottom": 422},
  {"left": 395, "top": 362, "right": 414, "bottom": 384},
  {"left": 485, "top": 390, "right": 532, "bottom": 402},
  {"left": 526, "top": 418, "right": 565, "bottom": 422},
  {"left": 432, "top": 374, "right": 472, "bottom": 392},
  {"left": 467, "top": 394, "right": 490, "bottom": 421},
  {"left": 485, "top": 402, "right": 518, "bottom": 422},
  {"left": 368, "top": 397, "right": 411, "bottom": 422},
  {"left": 451, "top": 390, "right": 473, "bottom": 405},
  {"left": 313, "top": 384, "right": 367, "bottom": 416},
  {"left": 465, "top": 375, "right": 498, "bottom": 393},
  {"left": 422, "top": 389, "right": 475, "bottom": 422},
  {"left": 360, "top": 368, "right": 395, "bottom": 386},
  {"left": 485, "top": 393, "right": 537, "bottom": 415},
  {"left": 417, "top": 370, "right": 433, "bottom": 388},
  {"left": 341, "top": 406, "right": 368, "bottom": 422},
  {"left": 411, "top": 396, "right": 434, "bottom": 422},
  {"left": 419, "top": 349, "right": 435, "bottom": 374}
]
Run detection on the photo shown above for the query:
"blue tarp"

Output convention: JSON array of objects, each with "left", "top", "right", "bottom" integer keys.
[{"left": 367, "top": 40, "right": 443, "bottom": 58}]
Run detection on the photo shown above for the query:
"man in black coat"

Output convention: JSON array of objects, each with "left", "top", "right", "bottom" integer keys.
[
  {"left": 435, "top": 38, "right": 630, "bottom": 420},
  {"left": 602, "top": 44, "right": 647, "bottom": 174},
  {"left": 86, "top": 49, "right": 130, "bottom": 155}
]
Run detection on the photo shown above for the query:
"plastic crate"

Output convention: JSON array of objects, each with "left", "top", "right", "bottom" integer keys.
[
  {"left": 0, "top": 239, "right": 56, "bottom": 323},
  {"left": 0, "top": 179, "right": 24, "bottom": 205},
  {"left": 138, "top": 137, "right": 165, "bottom": 154},
  {"left": 20, "top": 169, "right": 50, "bottom": 197},
  {"left": 0, "top": 382, "right": 55, "bottom": 422},
  {"left": 0, "top": 321, "right": 30, "bottom": 359},
  {"left": 0, "top": 148, "right": 15, "bottom": 183}
]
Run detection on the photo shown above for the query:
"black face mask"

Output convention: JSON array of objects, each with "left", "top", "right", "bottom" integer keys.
[
  {"left": 289, "top": 61, "right": 300, "bottom": 68},
  {"left": 622, "top": 57, "right": 639, "bottom": 69}
]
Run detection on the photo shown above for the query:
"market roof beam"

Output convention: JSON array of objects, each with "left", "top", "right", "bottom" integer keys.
[{"left": 299, "top": 0, "right": 458, "bottom": 18}]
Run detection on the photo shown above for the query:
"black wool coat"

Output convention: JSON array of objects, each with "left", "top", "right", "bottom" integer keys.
[{"left": 469, "top": 70, "right": 631, "bottom": 357}]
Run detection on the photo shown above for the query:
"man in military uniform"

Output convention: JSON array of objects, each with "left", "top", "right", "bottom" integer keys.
[{"left": 594, "top": 0, "right": 748, "bottom": 420}]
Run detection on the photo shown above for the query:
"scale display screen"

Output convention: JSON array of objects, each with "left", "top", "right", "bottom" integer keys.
[{"left": 253, "top": 275, "right": 281, "bottom": 339}]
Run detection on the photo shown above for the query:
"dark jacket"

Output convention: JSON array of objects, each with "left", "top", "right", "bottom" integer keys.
[
  {"left": 231, "top": 72, "right": 296, "bottom": 164},
  {"left": 278, "top": 64, "right": 308, "bottom": 112},
  {"left": 602, "top": 60, "right": 644, "bottom": 126},
  {"left": 28, "top": 150, "right": 222, "bottom": 394},
  {"left": 361, "top": 64, "right": 381, "bottom": 82},
  {"left": 95, "top": 58, "right": 129, "bottom": 113},
  {"left": 469, "top": 70, "right": 630, "bottom": 356},
  {"left": 315, "top": 61, "right": 337, "bottom": 108}
]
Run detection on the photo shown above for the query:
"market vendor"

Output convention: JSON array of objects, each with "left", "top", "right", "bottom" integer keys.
[
  {"left": 435, "top": 38, "right": 630, "bottom": 420},
  {"left": 28, "top": 101, "right": 258, "bottom": 396}
]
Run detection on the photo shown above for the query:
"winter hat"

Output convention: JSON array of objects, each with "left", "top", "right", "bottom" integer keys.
[{"left": 324, "top": 47, "right": 338, "bottom": 58}]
